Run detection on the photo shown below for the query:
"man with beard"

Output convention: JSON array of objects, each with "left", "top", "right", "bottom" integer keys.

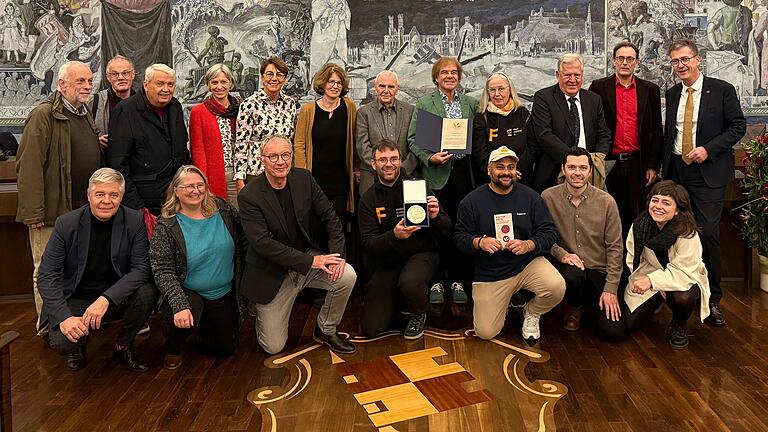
[
  {"left": 358, "top": 140, "right": 451, "bottom": 339},
  {"left": 541, "top": 147, "right": 624, "bottom": 340},
  {"left": 454, "top": 146, "right": 564, "bottom": 342},
  {"left": 89, "top": 55, "right": 136, "bottom": 147}
]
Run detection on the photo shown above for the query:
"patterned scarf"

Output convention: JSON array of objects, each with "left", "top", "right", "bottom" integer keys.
[
  {"left": 486, "top": 99, "right": 515, "bottom": 116},
  {"left": 203, "top": 95, "right": 240, "bottom": 141},
  {"left": 631, "top": 210, "right": 678, "bottom": 270}
]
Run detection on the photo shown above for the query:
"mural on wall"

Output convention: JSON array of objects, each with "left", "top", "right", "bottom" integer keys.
[
  {"left": 0, "top": 0, "right": 101, "bottom": 122},
  {"left": 606, "top": 0, "right": 768, "bottom": 113}
]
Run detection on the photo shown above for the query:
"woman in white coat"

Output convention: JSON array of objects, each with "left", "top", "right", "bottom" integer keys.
[{"left": 624, "top": 180, "right": 711, "bottom": 349}]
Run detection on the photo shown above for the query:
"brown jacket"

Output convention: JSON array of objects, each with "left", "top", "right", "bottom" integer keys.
[
  {"left": 16, "top": 91, "right": 101, "bottom": 225},
  {"left": 293, "top": 97, "right": 357, "bottom": 212}
]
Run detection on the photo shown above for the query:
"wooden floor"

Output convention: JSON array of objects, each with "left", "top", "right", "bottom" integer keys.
[{"left": 3, "top": 286, "right": 768, "bottom": 432}]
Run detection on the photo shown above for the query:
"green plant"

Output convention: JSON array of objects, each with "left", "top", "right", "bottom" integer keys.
[{"left": 739, "top": 133, "right": 768, "bottom": 256}]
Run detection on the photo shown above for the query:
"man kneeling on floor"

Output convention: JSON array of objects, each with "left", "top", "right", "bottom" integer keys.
[
  {"left": 358, "top": 140, "right": 452, "bottom": 339},
  {"left": 38, "top": 168, "right": 156, "bottom": 372},
  {"left": 238, "top": 135, "right": 357, "bottom": 355},
  {"left": 454, "top": 146, "right": 565, "bottom": 342}
]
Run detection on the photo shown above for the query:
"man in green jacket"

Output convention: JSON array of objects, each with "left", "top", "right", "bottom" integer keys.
[{"left": 407, "top": 57, "right": 479, "bottom": 305}]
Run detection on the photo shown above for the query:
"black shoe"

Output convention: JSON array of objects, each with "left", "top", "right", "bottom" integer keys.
[
  {"left": 705, "top": 302, "right": 726, "bottom": 327},
  {"left": 113, "top": 346, "right": 149, "bottom": 372},
  {"left": 65, "top": 347, "right": 86, "bottom": 371},
  {"left": 313, "top": 327, "right": 356, "bottom": 354},
  {"left": 669, "top": 320, "right": 689, "bottom": 349},
  {"left": 404, "top": 313, "right": 426, "bottom": 340}
]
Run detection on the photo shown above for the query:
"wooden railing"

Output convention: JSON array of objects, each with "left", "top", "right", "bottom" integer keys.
[{"left": 0, "top": 331, "right": 19, "bottom": 432}]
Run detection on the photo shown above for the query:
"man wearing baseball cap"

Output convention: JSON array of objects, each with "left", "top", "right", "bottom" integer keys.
[{"left": 454, "top": 146, "right": 565, "bottom": 342}]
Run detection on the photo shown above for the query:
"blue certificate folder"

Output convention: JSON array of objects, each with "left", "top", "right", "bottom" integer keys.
[{"left": 414, "top": 109, "right": 472, "bottom": 155}]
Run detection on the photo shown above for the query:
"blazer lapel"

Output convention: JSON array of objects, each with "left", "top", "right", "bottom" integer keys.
[
  {"left": 605, "top": 75, "right": 617, "bottom": 122},
  {"left": 554, "top": 86, "right": 574, "bottom": 138},
  {"left": 371, "top": 104, "right": 387, "bottom": 140},
  {"left": 396, "top": 102, "right": 410, "bottom": 142},
  {"left": 696, "top": 77, "right": 711, "bottom": 137},
  {"left": 635, "top": 78, "right": 648, "bottom": 127},
  {"left": 430, "top": 92, "right": 447, "bottom": 117},
  {"left": 110, "top": 208, "right": 124, "bottom": 276},
  {"left": 258, "top": 179, "right": 289, "bottom": 235},
  {"left": 579, "top": 89, "right": 592, "bottom": 137},
  {"left": 75, "top": 209, "right": 91, "bottom": 287}
]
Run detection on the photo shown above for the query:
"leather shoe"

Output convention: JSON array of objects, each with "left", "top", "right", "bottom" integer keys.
[
  {"left": 65, "top": 346, "right": 86, "bottom": 371},
  {"left": 563, "top": 306, "right": 583, "bottom": 331},
  {"left": 164, "top": 353, "right": 183, "bottom": 370},
  {"left": 313, "top": 327, "right": 356, "bottom": 354},
  {"left": 113, "top": 346, "right": 148, "bottom": 373},
  {"left": 705, "top": 302, "right": 726, "bottom": 327},
  {"left": 669, "top": 320, "right": 689, "bottom": 349}
]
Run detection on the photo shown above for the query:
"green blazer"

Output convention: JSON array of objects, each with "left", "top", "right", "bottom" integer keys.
[{"left": 407, "top": 91, "right": 479, "bottom": 190}]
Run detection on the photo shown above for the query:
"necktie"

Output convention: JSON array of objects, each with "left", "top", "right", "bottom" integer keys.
[
  {"left": 682, "top": 87, "right": 694, "bottom": 165},
  {"left": 568, "top": 96, "right": 580, "bottom": 147}
]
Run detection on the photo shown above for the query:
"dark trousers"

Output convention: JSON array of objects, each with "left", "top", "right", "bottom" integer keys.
[
  {"left": 557, "top": 264, "right": 625, "bottom": 341},
  {"left": 606, "top": 152, "right": 647, "bottom": 238},
  {"left": 624, "top": 285, "right": 702, "bottom": 332},
  {"left": 667, "top": 155, "right": 725, "bottom": 303},
  {"left": 361, "top": 252, "right": 439, "bottom": 337},
  {"left": 433, "top": 158, "right": 475, "bottom": 283},
  {"left": 162, "top": 289, "right": 239, "bottom": 357},
  {"left": 49, "top": 283, "right": 156, "bottom": 355}
]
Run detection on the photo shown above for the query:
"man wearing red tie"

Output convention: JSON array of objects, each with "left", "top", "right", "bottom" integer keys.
[{"left": 662, "top": 39, "right": 746, "bottom": 327}]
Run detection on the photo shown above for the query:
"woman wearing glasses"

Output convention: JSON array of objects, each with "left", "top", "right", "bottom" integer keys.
[
  {"left": 189, "top": 63, "right": 241, "bottom": 207},
  {"left": 294, "top": 62, "right": 357, "bottom": 219},
  {"left": 150, "top": 166, "right": 246, "bottom": 369},
  {"left": 472, "top": 72, "right": 534, "bottom": 184},
  {"left": 234, "top": 57, "right": 298, "bottom": 190}
]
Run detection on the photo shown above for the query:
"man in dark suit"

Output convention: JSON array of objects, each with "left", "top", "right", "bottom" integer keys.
[
  {"left": 531, "top": 53, "right": 612, "bottom": 193},
  {"left": 589, "top": 41, "right": 664, "bottom": 237},
  {"left": 356, "top": 70, "right": 416, "bottom": 194},
  {"left": 38, "top": 168, "right": 156, "bottom": 372},
  {"left": 238, "top": 135, "right": 357, "bottom": 355},
  {"left": 663, "top": 39, "right": 746, "bottom": 326}
]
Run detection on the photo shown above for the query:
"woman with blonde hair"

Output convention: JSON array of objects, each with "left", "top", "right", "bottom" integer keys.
[
  {"left": 294, "top": 62, "right": 357, "bottom": 218},
  {"left": 149, "top": 165, "right": 245, "bottom": 369}
]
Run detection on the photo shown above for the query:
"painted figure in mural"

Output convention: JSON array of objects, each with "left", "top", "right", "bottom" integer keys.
[
  {"left": 310, "top": 0, "right": 350, "bottom": 72},
  {"left": 0, "top": 3, "right": 25, "bottom": 63},
  {"left": 268, "top": 12, "right": 286, "bottom": 57},
  {"left": 228, "top": 52, "right": 243, "bottom": 87},
  {"left": 198, "top": 26, "right": 226, "bottom": 66},
  {"left": 707, "top": 0, "right": 752, "bottom": 57},
  {"left": 752, "top": 4, "right": 768, "bottom": 93}
]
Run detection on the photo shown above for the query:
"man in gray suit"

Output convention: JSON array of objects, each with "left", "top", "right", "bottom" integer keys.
[{"left": 356, "top": 70, "right": 416, "bottom": 193}]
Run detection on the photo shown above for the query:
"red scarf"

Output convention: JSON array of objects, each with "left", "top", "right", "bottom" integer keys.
[{"left": 203, "top": 95, "right": 240, "bottom": 142}]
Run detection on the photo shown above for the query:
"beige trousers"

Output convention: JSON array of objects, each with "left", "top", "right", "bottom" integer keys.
[
  {"left": 472, "top": 256, "right": 565, "bottom": 340},
  {"left": 29, "top": 226, "right": 54, "bottom": 333},
  {"left": 225, "top": 167, "right": 239, "bottom": 210}
]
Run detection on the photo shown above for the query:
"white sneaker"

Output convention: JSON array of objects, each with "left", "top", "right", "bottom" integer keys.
[{"left": 522, "top": 307, "right": 541, "bottom": 341}]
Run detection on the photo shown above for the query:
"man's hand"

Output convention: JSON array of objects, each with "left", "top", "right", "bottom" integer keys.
[
  {"left": 60, "top": 316, "right": 89, "bottom": 343},
  {"left": 82, "top": 296, "right": 110, "bottom": 330},
  {"left": 506, "top": 239, "right": 535, "bottom": 255},
  {"left": 429, "top": 151, "right": 452, "bottom": 165},
  {"left": 645, "top": 169, "right": 658, "bottom": 187},
  {"left": 98, "top": 134, "right": 109, "bottom": 147},
  {"left": 599, "top": 292, "right": 621, "bottom": 322},
  {"left": 173, "top": 309, "right": 194, "bottom": 328},
  {"left": 631, "top": 276, "right": 653, "bottom": 295},
  {"left": 236, "top": 179, "right": 245, "bottom": 192},
  {"left": 427, "top": 195, "right": 439, "bottom": 219},
  {"left": 478, "top": 236, "right": 503, "bottom": 254},
  {"left": 561, "top": 253, "right": 585, "bottom": 270},
  {"left": 312, "top": 253, "right": 344, "bottom": 277},
  {"left": 26, "top": 221, "right": 44, "bottom": 229},
  {"left": 394, "top": 219, "right": 420, "bottom": 239},
  {"left": 686, "top": 147, "right": 709, "bottom": 164},
  {"left": 327, "top": 258, "right": 347, "bottom": 283}
]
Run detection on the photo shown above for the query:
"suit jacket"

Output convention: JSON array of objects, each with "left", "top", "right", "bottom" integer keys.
[
  {"left": 588, "top": 74, "right": 663, "bottom": 172},
  {"left": 37, "top": 205, "right": 151, "bottom": 328},
  {"left": 356, "top": 98, "right": 417, "bottom": 176},
  {"left": 407, "top": 91, "right": 479, "bottom": 190},
  {"left": 662, "top": 76, "right": 746, "bottom": 188},
  {"left": 531, "top": 84, "right": 611, "bottom": 192},
  {"left": 238, "top": 168, "right": 345, "bottom": 304}
]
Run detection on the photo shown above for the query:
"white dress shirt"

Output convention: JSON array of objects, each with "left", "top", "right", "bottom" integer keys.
[{"left": 673, "top": 73, "right": 703, "bottom": 155}]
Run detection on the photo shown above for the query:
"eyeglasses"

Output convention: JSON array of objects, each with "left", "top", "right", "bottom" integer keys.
[
  {"left": 327, "top": 80, "right": 343, "bottom": 88},
  {"left": 670, "top": 56, "right": 695, "bottom": 66},
  {"left": 615, "top": 56, "right": 636, "bottom": 64},
  {"left": 108, "top": 71, "right": 134, "bottom": 78},
  {"left": 374, "top": 156, "right": 400, "bottom": 165},
  {"left": 488, "top": 86, "right": 508, "bottom": 94},
  {"left": 263, "top": 152, "right": 293, "bottom": 163},
  {"left": 263, "top": 71, "right": 286, "bottom": 80},
  {"left": 176, "top": 183, "right": 206, "bottom": 192}
]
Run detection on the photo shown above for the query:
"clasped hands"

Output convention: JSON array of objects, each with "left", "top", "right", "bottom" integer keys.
[
  {"left": 59, "top": 296, "right": 110, "bottom": 342},
  {"left": 477, "top": 236, "right": 534, "bottom": 255}
]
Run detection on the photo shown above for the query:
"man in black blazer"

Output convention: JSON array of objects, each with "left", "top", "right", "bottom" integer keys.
[
  {"left": 589, "top": 41, "right": 664, "bottom": 237},
  {"left": 663, "top": 39, "right": 746, "bottom": 326},
  {"left": 531, "top": 53, "right": 612, "bottom": 193},
  {"left": 238, "top": 135, "right": 357, "bottom": 355},
  {"left": 38, "top": 168, "right": 156, "bottom": 372}
]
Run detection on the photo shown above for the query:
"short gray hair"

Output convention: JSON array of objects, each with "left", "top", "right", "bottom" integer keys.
[
  {"left": 374, "top": 70, "right": 399, "bottom": 86},
  {"left": 106, "top": 55, "right": 134, "bottom": 72},
  {"left": 262, "top": 135, "right": 292, "bottom": 153},
  {"left": 558, "top": 53, "right": 583, "bottom": 72},
  {"left": 204, "top": 63, "right": 234, "bottom": 86},
  {"left": 88, "top": 167, "right": 125, "bottom": 192},
  {"left": 58, "top": 61, "right": 90, "bottom": 84},
  {"left": 144, "top": 63, "right": 176, "bottom": 83}
]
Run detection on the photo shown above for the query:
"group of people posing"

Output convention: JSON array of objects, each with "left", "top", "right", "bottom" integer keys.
[{"left": 15, "top": 37, "right": 745, "bottom": 372}]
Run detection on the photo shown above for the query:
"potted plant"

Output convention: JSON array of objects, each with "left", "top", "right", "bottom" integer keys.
[{"left": 738, "top": 132, "right": 768, "bottom": 292}]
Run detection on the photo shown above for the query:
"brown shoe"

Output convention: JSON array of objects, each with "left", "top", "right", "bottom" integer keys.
[
  {"left": 164, "top": 353, "right": 183, "bottom": 370},
  {"left": 563, "top": 306, "right": 583, "bottom": 331}
]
